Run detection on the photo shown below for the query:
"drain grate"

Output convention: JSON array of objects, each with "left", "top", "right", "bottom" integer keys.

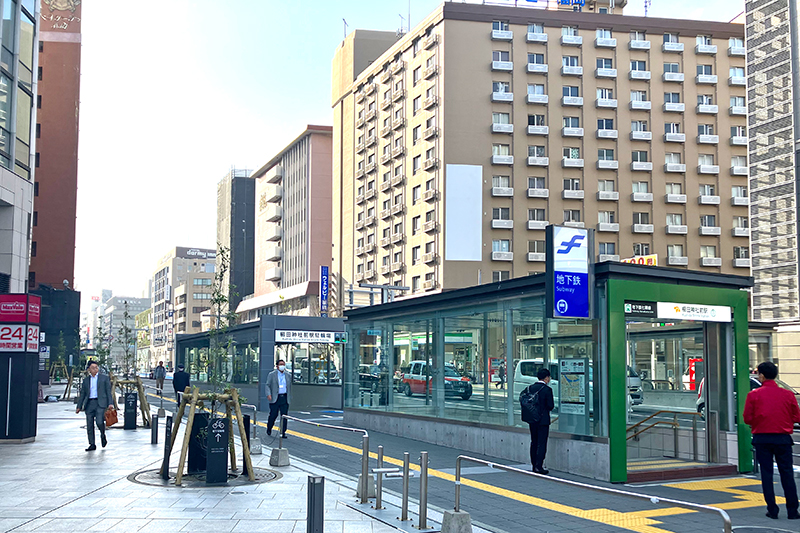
[{"left": 128, "top": 467, "right": 281, "bottom": 488}]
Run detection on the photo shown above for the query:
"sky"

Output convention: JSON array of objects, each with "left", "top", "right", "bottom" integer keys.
[{"left": 73, "top": 0, "right": 744, "bottom": 311}]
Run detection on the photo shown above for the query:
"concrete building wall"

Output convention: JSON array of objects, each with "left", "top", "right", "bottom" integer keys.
[
  {"left": 216, "top": 168, "right": 254, "bottom": 311},
  {"left": 0, "top": 167, "right": 33, "bottom": 292}
]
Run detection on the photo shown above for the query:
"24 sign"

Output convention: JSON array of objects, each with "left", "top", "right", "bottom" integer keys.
[{"left": 0, "top": 324, "right": 25, "bottom": 352}]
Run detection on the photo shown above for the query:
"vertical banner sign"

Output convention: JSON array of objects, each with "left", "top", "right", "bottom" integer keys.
[
  {"left": 546, "top": 226, "right": 591, "bottom": 319},
  {"left": 319, "top": 266, "right": 330, "bottom": 318}
]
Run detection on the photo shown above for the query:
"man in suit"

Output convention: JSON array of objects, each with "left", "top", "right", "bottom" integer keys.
[
  {"left": 172, "top": 364, "right": 191, "bottom": 403},
  {"left": 523, "top": 368, "right": 555, "bottom": 475},
  {"left": 265, "top": 359, "right": 290, "bottom": 438},
  {"left": 75, "top": 360, "right": 114, "bottom": 451}
]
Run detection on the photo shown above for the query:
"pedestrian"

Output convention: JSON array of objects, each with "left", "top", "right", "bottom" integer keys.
[
  {"left": 154, "top": 361, "right": 166, "bottom": 394},
  {"left": 265, "top": 359, "right": 290, "bottom": 438},
  {"left": 744, "top": 361, "right": 800, "bottom": 520},
  {"left": 172, "top": 364, "right": 190, "bottom": 403},
  {"left": 498, "top": 362, "right": 506, "bottom": 389},
  {"left": 75, "top": 360, "right": 114, "bottom": 452},
  {"left": 520, "top": 368, "right": 555, "bottom": 474}
]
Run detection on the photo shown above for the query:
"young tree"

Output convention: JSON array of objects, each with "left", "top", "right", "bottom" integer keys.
[
  {"left": 206, "top": 245, "right": 241, "bottom": 412},
  {"left": 93, "top": 324, "right": 111, "bottom": 372},
  {"left": 117, "top": 301, "right": 136, "bottom": 392}
]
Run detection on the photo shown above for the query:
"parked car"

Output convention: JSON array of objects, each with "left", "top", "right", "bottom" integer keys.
[
  {"left": 359, "top": 364, "right": 382, "bottom": 392},
  {"left": 696, "top": 375, "right": 800, "bottom": 420},
  {"left": 401, "top": 361, "right": 472, "bottom": 400}
]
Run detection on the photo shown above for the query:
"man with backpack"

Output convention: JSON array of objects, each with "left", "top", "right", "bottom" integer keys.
[{"left": 520, "top": 368, "right": 555, "bottom": 474}]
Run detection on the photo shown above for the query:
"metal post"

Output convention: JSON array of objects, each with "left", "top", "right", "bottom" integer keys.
[
  {"left": 419, "top": 451, "right": 429, "bottom": 530},
  {"left": 243, "top": 414, "right": 251, "bottom": 477},
  {"left": 673, "top": 413, "right": 679, "bottom": 459},
  {"left": 360, "top": 434, "right": 370, "bottom": 504},
  {"left": 401, "top": 452, "right": 410, "bottom": 521},
  {"left": 455, "top": 456, "right": 462, "bottom": 512},
  {"left": 279, "top": 414, "right": 284, "bottom": 450},
  {"left": 375, "top": 445, "right": 384, "bottom": 510},
  {"left": 307, "top": 476, "right": 324, "bottom": 533},
  {"left": 151, "top": 414, "right": 158, "bottom": 444},
  {"left": 692, "top": 415, "right": 699, "bottom": 462}
]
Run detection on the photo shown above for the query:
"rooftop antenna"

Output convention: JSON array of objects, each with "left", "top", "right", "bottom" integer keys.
[
  {"left": 343, "top": 18, "right": 348, "bottom": 39},
  {"left": 399, "top": 14, "right": 406, "bottom": 35},
  {"left": 644, "top": 0, "right": 651, "bottom": 16}
]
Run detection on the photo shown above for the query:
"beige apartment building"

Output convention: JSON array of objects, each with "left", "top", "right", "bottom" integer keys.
[{"left": 330, "top": 2, "right": 748, "bottom": 314}]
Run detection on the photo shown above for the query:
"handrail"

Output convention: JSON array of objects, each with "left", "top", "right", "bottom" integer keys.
[
  {"left": 627, "top": 420, "right": 678, "bottom": 441},
  {"left": 626, "top": 409, "right": 701, "bottom": 433},
  {"left": 453, "top": 455, "right": 732, "bottom": 533}
]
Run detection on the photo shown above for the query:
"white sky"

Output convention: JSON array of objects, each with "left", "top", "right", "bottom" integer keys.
[{"left": 73, "top": 0, "right": 743, "bottom": 311}]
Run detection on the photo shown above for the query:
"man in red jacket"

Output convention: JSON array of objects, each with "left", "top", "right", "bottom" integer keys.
[{"left": 743, "top": 361, "right": 800, "bottom": 520}]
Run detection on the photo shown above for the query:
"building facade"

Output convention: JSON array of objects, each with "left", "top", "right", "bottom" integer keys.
[
  {"left": 102, "top": 296, "right": 149, "bottom": 370},
  {"left": 135, "top": 307, "right": 151, "bottom": 372},
  {"left": 150, "top": 247, "right": 216, "bottom": 368},
  {"left": 28, "top": 0, "right": 81, "bottom": 290},
  {"left": 0, "top": 0, "right": 38, "bottom": 293},
  {"left": 330, "top": 3, "right": 749, "bottom": 315},
  {"left": 216, "top": 167, "right": 254, "bottom": 314},
  {"left": 236, "top": 126, "right": 333, "bottom": 320}
]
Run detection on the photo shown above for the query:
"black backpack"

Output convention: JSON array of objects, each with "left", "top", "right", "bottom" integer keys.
[{"left": 519, "top": 384, "right": 542, "bottom": 423}]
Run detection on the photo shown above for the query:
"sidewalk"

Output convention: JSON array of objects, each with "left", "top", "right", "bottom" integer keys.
[{"left": 0, "top": 400, "right": 405, "bottom": 533}]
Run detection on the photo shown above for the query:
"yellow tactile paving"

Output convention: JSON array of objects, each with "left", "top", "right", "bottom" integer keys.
[
  {"left": 664, "top": 478, "right": 761, "bottom": 491},
  {"left": 627, "top": 462, "right": 708, "bottom": 471}
]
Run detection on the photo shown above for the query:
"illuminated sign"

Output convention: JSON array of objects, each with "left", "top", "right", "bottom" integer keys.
[
  {"left": 621, "top": 254, "right": 658, "bottom": 266},
  {"left": 547, "top": 226, "right": 591, "bottom": 319},
  {"left": 275, "top": 330, "right": 347, "bottom": 344}
]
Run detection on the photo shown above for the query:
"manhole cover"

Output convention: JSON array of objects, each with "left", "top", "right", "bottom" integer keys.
[{"left": 128, "top": 467, "right": 281, "bottom": 488}]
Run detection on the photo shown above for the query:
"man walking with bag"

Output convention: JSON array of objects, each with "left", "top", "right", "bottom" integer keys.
[
  {"left": 75, "top": 360, "right": 114, "bottom": 451},
  {"left": 154, "top": 361, "right": 167, "bottom": 394},
  {"left": 265, "top": 359, "right": 291, "bottom": 438},
  {"left": 520, "top": 368, "right": 555, "bottom": 474}
]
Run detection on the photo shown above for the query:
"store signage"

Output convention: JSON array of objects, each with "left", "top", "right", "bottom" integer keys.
[
  {"left": 367, "top": 329, "right": 381, "bottom": 336},
  {"left": 624, "top": 301, "right": 657, "bottom": 318},
  {"left": 320, "top": 266, "right": 329, "bottom": 317},
  {"left": 546, "top": 226, "right": 591, "bottom": 319},
  {"left": 657, "top": 302, "right": 732, "bottom": 323},
  {"left": 40, "top": 346, "right": 50, "bottom": 359},
  {"left": 621, "top": 254, "right": 658, "bottom": 266},
  {"left": 26, "top": 325, "right": 40, "bottom": 353},
  {"left": 0, "top": 324, "right": 25, "bottom": 351},
  {"left": 0, "top": 295, "right": 28, "bottom": 323},
  {"left": 275, "top": 330, "right": 347, "bottom": 344}
]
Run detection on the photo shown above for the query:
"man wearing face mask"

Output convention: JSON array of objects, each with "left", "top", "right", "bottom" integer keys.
[{"left": 265, "top": 359, "right": 291, "bottom": 438}]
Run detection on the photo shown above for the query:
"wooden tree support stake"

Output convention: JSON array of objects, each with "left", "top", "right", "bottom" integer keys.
[
  {"left": 225, "top": 402, "right": 237, "bottom": 471},
  {"left": 175, "top": 387, "right": 200, "bottom": 486}
]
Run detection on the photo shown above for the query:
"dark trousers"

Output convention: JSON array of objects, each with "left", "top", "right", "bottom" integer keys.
[
  {"left": 85, "top": 399, "right": 106, "bottom": 446},
  {"left": 268, "top": 394, "right": 289, "bottom": 435},
  {"left": 528, "top": 423, "right": 549, "bottom": 470},
  {"left": 755, "top": 442, "right": 799, "bottom": 515}
]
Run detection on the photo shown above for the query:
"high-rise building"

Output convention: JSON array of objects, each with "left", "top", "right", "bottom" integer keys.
[
  {"left": 216, "top": 167, "right": 254, "bottom": 314},
  {"left": 0, "top": 0, "right": 39, "bottom": 293},
  {"left": 102, "top": 296, "right": 149, "bottom": 369},
  {"left": 28, "top": 0, "right": 80, "bottom": 290},
  {"left": 236, "top": 125, "right": 333, "bottom": 320},
  {"left": 150, "top": 247, "right": 216, "bottom": 368},
  {"left": 331, "top": 3, "right": 748, "bottom": 315}
]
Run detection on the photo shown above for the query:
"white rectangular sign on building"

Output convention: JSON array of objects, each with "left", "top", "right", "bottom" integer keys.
[{"left": 656, "top": 302, "right": 732, "bottom": 323}]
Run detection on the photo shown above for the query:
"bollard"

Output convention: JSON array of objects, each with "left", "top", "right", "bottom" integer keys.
[
  {"left": 360, "top": 434, "right": 370, "bottom": 504},
  {"left": 307, "top": 476, "right": 324, "bottom": 533},
  {"left": 161, "top": 415, "right": 173, "bottom": 480},
  {"left": 151, "top": 414, "right": 159, "bottom": 444},
  {"left": 419, "top": 451, "right": 429, "bottom": 530},
  {"left": 401, "top": 452, "right": 410, "bottom": 521},
  {"left": 374, "top": 445, "right": 384, "bottom": 510},
  {"left": 269, "top": 414, "right": 290, "bottom": 467},
  {"left": 243, "top": 415, "right": 251, "bottom": 477}
]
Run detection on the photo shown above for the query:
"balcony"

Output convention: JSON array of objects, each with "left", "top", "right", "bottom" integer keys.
[
  {"left": 630, "top": 100, "right": 651, "bottom": 111},
  {"left": 696, "top": 74, "right": 718, "bottom": 84},
  {"left": 632, "top": 224, "right": 654, "bottom": 233},
  {"left": 527, "top": 63, "right": 548, "bottom": 74},
  {"left": 265, "top": 204, "right": 282, "bottom": 222},
  {"left": 392, "top": 89, "right": 406, "bottom": 102},
  {"left": 597, "top": 160, "right": 619, "bottom": 170},
  {"left": 697, "top": 134, "right": 719, "bottom": 144},
  {"left": 730, "top": 106, "right": 747, "bottom": 116},
  {"left": 265, "top": 246, "right": 282, "bottom": 261},
  {"left": 492, "top": 61, "right": 514, "bottom": 71},
  {"left": 424, "top": 33, "right": 439, "bottom": 49},
  {"left": 630, "top": 39, "right": 651, "bottom": 50},
  {"left": 664, "top": 133, "right": 686, "bottom": 143},
  {"left": 391, "top": 145, "right": 405, "bottom": 158},
  {"left": 528, "top": 188, "right": 549, "bottom": 198},
  {"left": 668, "top": 256, "right": 689, "bottom": 266},
  {"left": 729, "top": 76, "right": 746, "bottom": 86},
  {"left": 630, "top": 131, "right": 653, "bottom": 141},
  {"left": 355, "top": 92, "right": 366, "bottom": 104},
  {"left": 698, "top": 195, "right": 721, "bottom": 205},
  {"left": 701, "top": 257, "right": 722, "bottom": 267},
  {"left": 665, "top": 193, "right": 687, "bottom": 203},
  {"left": 366, "top": 162, "right": 377, "bottom": 174},
  {"left": 562, "top": 127, "right": 583, "bottom": 137},
  {"left": 492, "top": 92, "right": 513, "bottom": 103},
  {"left": 697, "top": 104, "right": 719, "bottom": 114},
  {"left": 355, "top": 219, "right": 365, "bottom": 230},
  {"left": 380, "top": 180, "right": 391, "bottom": 192},
  {"left": 492, "top": 187, "right": 514, "bottom": 197},
  {"left": 527, "top": 94, "right": 548, "bottom": 105},
  {"left": 562, "top": 189, "right": 585, "bottom": 199},
  {"left": 356, "top": 246, "right": 367, "bottom": 257},
  {"left": 491, "top": 29, "right": 513, "bottom": 41},
  {"left": 732, "top": 227, "right": 750, "bottom": 237},
  {"left": 597, "top": 191, "right": 619, "bottom": 201},
  {"left": 391, "top": 61, "right": 405, "bottom": 75},
  {"left": 666, "top": 225, "right": 688, "bottom": 235},
  {"left": 424, "top": 157, "right": 439, "bottom": 170},
  {"left": 698, "top": 165, "right": 720, "bottom": 174},
  {"left": 528, "top": 125, "right": 549, "bottom": 136},
  {"left": 492, "top": 251, "right": 513, "bottom": 261},
  {"left": 356, "top": 143, "right": 366, "bottom": 154},
  {"left": 696, "top": 44, "right": 718, "bottom": 54},
  {"left": 527, "top": 32, "right": 548, "bottom": 43},
  {"left": 662, "top": 72, "right": 685, "bottom": 83},
  {"left": 423, "top": 126, "right": 439, "bottom": 139},
  {"left": 492, "top": 123, "right": 514, "bottom": 134},
  {"left": 527, "top": 156, "right": 548, "bottom": 166},
  {"left": 491, "top": 155, "right": 513, "bottom": 165},
  {"left": 598, "top": 254, "right": 621, "bottom": 262},
  {"left": 380, "top": 237, "right": 392, "bottom": 248},
  {"left": 597, "top": 129, "right": 618, "bottom": 139},
  {"left": 380, "top": 126, "right": 392, "bottom": 139},
  {"left": 379, "top": 265, "right": 390, "bottom": 275},
  {"left": 356, "top": 117, "right": 366, "bottom": 129},
  {"left": 527, "top": 252, "right": 546, "bottom": 262},
  {"left": 528, "top": 220, "right": 548, "bottom": 230},
  {"left": 391, "top": 232, "right": 404, "bottom": 244},
  {"left": 562, "top": 96, "right": 583, "bottom": 106},
  {"left": 596, "top": 98, "right": 618, "bottom": 108},
  {"left": 492, "top": 220, "right": 514, "bottom": 229},
  {"left": 731, "top": 166, "right": 748, "bottom": 176},
  {"left": 355, "top": 193, "right": 365, "bottom": 205},
  {"left": 563, "top": 221, "right": 585, "bottom": 228},
  {"left": 263, "top": 184, "right": 282, "bottom": 203},
  {"left": 366, "top": 191, "right": 377, "bottom": 204},
  {"left": 423, "top": 252, "right": 438, "bottom": 264},
  {"left": 423, "top": 189, "right": 438, "bottom": 202},
  {"left": 662, "top": 42, "right": 685, "bottom": 52},
  {"left": 381, "top": 97, "right": 392, "bottom": 111},
  {"left": 391, "top": 261, "right": 404, "bottom": 273},
  {"left": 663, "top": 102, "right": 685, "bottom": 113},
  {"left": 265, "top": 165, "right": 283, "bottom": 184},
  {"left": 629, "top": 70, "right": 651, "bottom": 80},
  {"left": 366, "top": 135, "right": 377, "bottom": 147},
  {"left": 364, "top": 269, "right": 376, "bottom": 280},
  {"left": 561, "top": 35, "right": 582, "bottom": 46},
  {"left": 423, "top": 220, "right": 438, "bottom": 233},
  {"left": 664, "top": 163, "right": 686, "bottom": 173},
  {"left": 731, "top": 196, "right": 749, "bottom": 206},
  {"left": 380, "top": 208, "right": 391, "bottom": 219},
  {"left": 365, "top": 84, "right": 376, "bottom": 95},
  {"left": 391, "top": 174, "right": 405, "bottom": 187},
  {"left": 392, "top": 117, "right": 405, "bottom": 130},
  {"left": 596, "top": 68, "right": 617, "bottom": 78},
  {"left": 422, "top": 95, "right": 438, "bottom": 110},
  {"left": 728, "top": 45, "right": 746, "bottom": 56},
  {"left": 423, "top": 279, "right": 438, "bottom": 290},
  {"left": 562, "top": 158, "right": 584, "bottom": 168},
  {"left": 631, "top": 162, "right": 653, "bottom": 171},
  {"left": 424, "top": 65, "right": 438, "bottom": 79},
  {"left": 595, "top": 37, "right": 617, "bottom": 48},
  {"left": 365, "top": 110, "right": 377, "bottom": 122},
  {"left": 380, "top": 69, "right": 392, "bottom": 84},
  {"left": 390, "top": 204, "right": 404, "bottom": 216},
  {"left": 380, "top": 152, "right": 392, "bottom": 165},
  {"left": 265, "top": 225, "right": 282, "bottom": 241},
  {"left": 730, "top": 136, "right": 748, "bottom": 146},
  {"left": 699, "top": 226, "right": 721, "bottom": 236},
  {"left": 733, "top": 258, "right": 751, "bottom": 268},
  {"left": 597, "top": 223, "right": 619, "bottom": 232},
  {"left": 561, "top": 65, "right": 583, "bottom": 76},
  {"left": 265, "top": 267, "right": 282, "bottom": 281},
  {"left": 631, "top": 192, "right": 653, "bottom": 202}
]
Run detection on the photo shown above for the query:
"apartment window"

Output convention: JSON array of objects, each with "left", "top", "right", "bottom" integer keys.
[
  {"left": 426, "top": 56, "right": 435, "bottom": 69},
  {"left": 665, "top": 183, "right": 682, "bottom": 194},
  {"left": 562, "top": 55, "right": 579, "bottom": 67},
  {"left": 666, "top": 213, "right": 683, "bottom": 225},
  {"left": 632, "top": 181, "right": 649, "bottom": 193},
  {"left": 425, "top": 178, "right": 434, "bottom": 191},
  {"left": 697, "top": 64, "right": 713, "bottom": 76},
  {"left": 631, "top": 60, "right": 647, "bottom": 71},
  {"left": 631, "top": 120, "right": 648, "bottom": 132},
  {"left": 732, "top": 155, "right": 747, "bottom": 167},
  {"left": 529, "top": 114, "right": 545, "bottom": 126},
  {"left": 528, "top": 177, "right": 546, "bottom": 189},
  {"left": 664, "top": 62, "right": 680, "bottom": 73},
  {"left": 732, "top": 185, "right": 748, "bottom": 198},
  {"left": 564, "top": 210, "right": 581, "bottom": 222},
  {"left": 563, "top": 116, "right": 580, "bottom": 128},
  {"left": 528, "top": 53, "right": 545, "bottom": 64},
  {"left": 367, "top": 153, "right": 375, "bottom": 165},
  {"left": 597, "top": 58, "right": 613, "bottom": 69},
  {"left": 700, "top": 184, "right": 716, "bottom": 195},
  {"left": 357, "top": 237, "right": 364, "bottom": 248},
  {"left": 697, "top": 35, "right": 712, "bottom": 46},
  {"left": 597, "top": 28, "right": 612, "bottom": 39},
  {"left": 394, "top": 137, "right": 403, "bottom": 149},
  {"left": 734, "top": 247, "right": 749, "bottom": 259},
  {"left": 597, "top": 88, "right": 614, "bottom": 99},
  {"left": 413, "top": 96, "right": 421, "bottom": 115},
  {"left": 633, "top": 212, "right": 650, "bottom": 224},
  {"left": 529, "top": 23, "right": 544, "bottom": 33},
  {"left": 392, "top": 194, "right": 402, "bottom": 208},
  {"left": 598, "top": 148, "right": 615, "bottom": 161},
  {"left": 665, "top": 92, "right": 681, "bottom": 103},
  {"left": 493, "top": 112, "right": 511, "bottom": 124},
  {"left": 394, "top": 222, "right": 403, "bottom": 234},
  {"left": 633, "top": 243, "right": 651, "bottom": 256},
  {"left": 563, "top": 86, "right": 579, "bottom": 97},
  {"left": 529, "top": 145, "right": 546, "bottom": 157},
  {"left": 699, "top": 154, "right": 715, "bottom": 165},
  {"left": 700, "top": 215, "right": 717, "bottom": 227},
  {"left": 492, "top": 271, "right": 510, "bottom": 282},
  {"left": 426, "top": 117, "right": 436, "bottom": 129},
  {"left": 598, "top": 179, "right": 615, "bottom": 192},
  {"left": 529, "top": 208, "right": 546, "bottom": 221},
  {"left": 597, "top": 118, "right": 614, "bottom": 130},
  {"left": 412, "top": 276, "right": 420, "bottom": 292},
  {"left": 383, "top": 228, "right": 390, "bottom": 239},
  {"left": 426, "top": 210, "right": 435, "bottom": 222},
  {"left": 631, "top": 90, "right": 647, "bottom": 102},
  {"left": 193, "top": 293, "right": 212, "bottom": 300},
  {"left": 562, "top": 26, "right": 578, "bottom": 36},
  {"left": 700, "top": 245, "right": 717, "bottom": 258},
  {"left": 665, "top": 122, "right": 681, "bottom": 134},
  {"left": 30, "top": 241, "right": 36, "bottom": 257},
  {"left": 382, "top": 171, "right": 391, "bottom": 184},
  {"left": 563, "top": 178, "right": 581, "bottom": 190},
  {"left": 413, "top": 38, "right": 421, "bottom": 55},
  {"left": 412, "top": 155, "right": 421, "bottom": 174},
  {"left": 493, "top": 175, "right": 511, "bottom": 188},
  {"left": 733, "top": 216, "right": 749, "bottom": 228},
  {"left": 492, "top": 144, "right": 510, "bottom": 156},
  {"left": 631, "top": 30, "right": 646, "bottom": 40},
  {"left": 493, "top": 81, "right": 511, "bottom": 93},
  {"left": 665, "top": 153, "right": 682, "bottom": 164},
  {"left": 413, "top": 125, "right": 420, "bottom": 145},
  {"left": 730, "top": 67, "right": 745, "bottom": 78},
  {"left": 492, "top": 239, "right": 511, "bottom": 252},
  {"left": 413, "top": 67, "right": 421, "bottom": 85},
  {"left": 730, "top": 37, "right": 744, "bottom": 47},
  {"left": 668, "top": 244, "right": 684, "bottom": 257},
  {"left": 528, "top": 83, "right": 545, "bottom": 95},
  {"left": 664, "top": 33, "right": 679, "bottom": 44},
  {"left": 698, "top": 124, "right": 714, "bottom": 135},
  {"left": 32, "top": 211, "right": 37, "bottom": 226},
  {"left": 412, "top": 185, "right": 421, "bottom": 204},
  {"left": 383, "top": 144, "right": 391, "bottom": 157},
  {"left": 393, "top": 251, "right": 402, "bottom": 263},
  {"left": 731, "top": 96, "right": 745, "bottom": 107},
  {"left": 698, "top": 94, "right": 713, "bottom": 105},
  {"left": 412, "top": 246, "right": 420, "bottom": 265},
  {"left": 599, "top": 242, "right": 616, "bottom": 255},
  {"left": 598, "top": 211, "right": 616, "bottom": 223},
  {"left": 493, "top": 50, "right": 510, "bottom": 62},
  {"left": 412, "top": 216, "right": 420, "bottom": 234},
  {"left": 493, "top": 20, "right": 509, "bottom": 31},
  {"left": 358, "top": 185, "right": 365, "bottom": 196},
  {"left": 563, "top": 147, "right": 581, "bottom": 159},
  {"left": 394, "top": 108, "right": 403, "bottom": 120},
  {"left": 731, "top": 126, "right": 746, "bottom": 137},
  {"left": 527, "top": 240, "right": 545, "bottom": 254},
  {"left": 493, "top": 207, "right": 511, "bottom": 220},
  {"left": 632, "top": 151, "right": 649, "bottom": 163},
  {"left": 367, "top": 234, "right": 375, "bottom": 244}
]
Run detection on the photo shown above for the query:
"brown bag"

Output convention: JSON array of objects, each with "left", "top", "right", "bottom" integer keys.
[{"left": 104, "top": 408, "right": 118, "bottom": 427}]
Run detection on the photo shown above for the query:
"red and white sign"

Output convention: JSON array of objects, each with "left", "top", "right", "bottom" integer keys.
[
  {"left": 0, "top": 324, "right": 25, "bottom": 352},
  {"left": 27, "top": 295, "right": 40, "bottom": 324},
  {"left": 0, "top": 295, "right": 28, "bottom": 323},
  {"left": 26, "top": 325, "right": 40, "bottom": 353}
]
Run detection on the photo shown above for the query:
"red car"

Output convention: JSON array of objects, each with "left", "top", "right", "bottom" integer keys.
[{"left": 401, "top": 361, "right": 472, "bottom": 400}]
